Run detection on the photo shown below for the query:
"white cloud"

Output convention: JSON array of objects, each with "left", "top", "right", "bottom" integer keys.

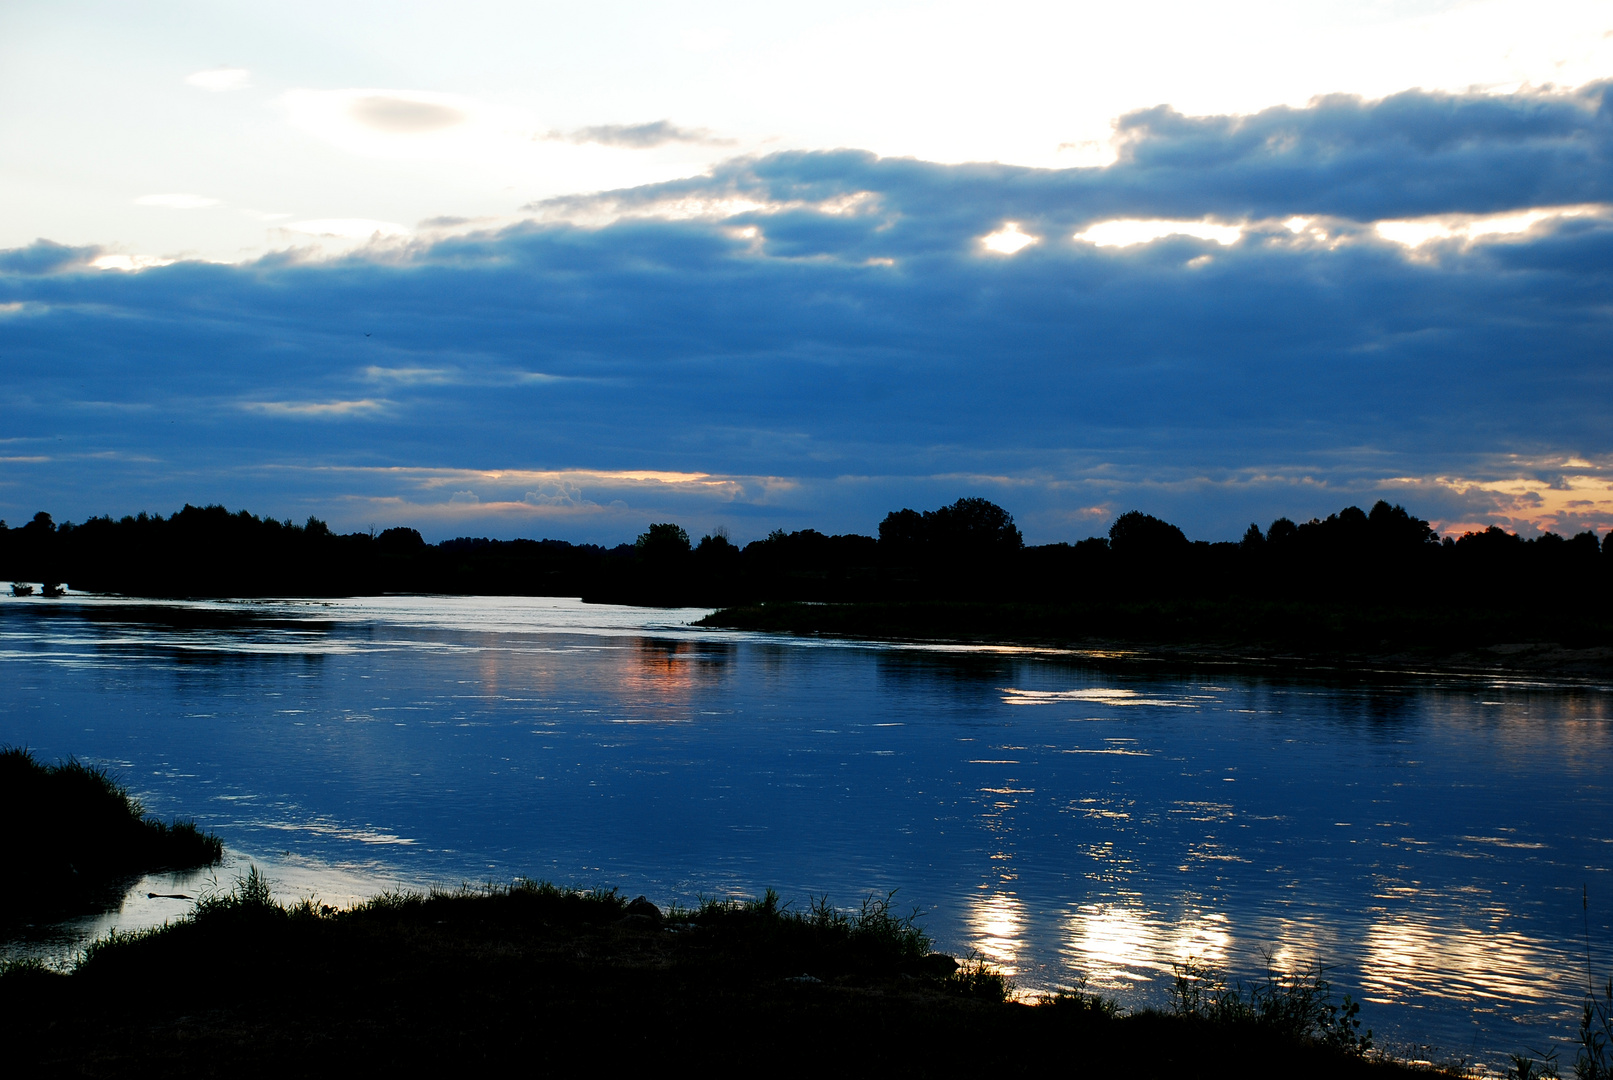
[
  {"left": 185, "top": 68, "right": 250, "bottom": 92},
  {"left": 980, "top": 222, "right": 1040, "bottom": 255},
  {"left": 240, "top": 399, "right": 390, "bottom": 417},
  {"left": 134, "top": 193, "right": 220, "bottom": 210},
  {"left": 524, "top": 480, "right": 585, "bottom": 506},
  {"left": 1075, "top": 219, "right": 1243, "bottom": 248},
  {"left": 90, "top": 254, "right": 174, "bottom": 271},
  {"left": 448, "top": 490, "right": 480, "bottom": 504},
  {"left": 286, "top": 219, "right": 410, "bottom": 239},
  {"left": 364, "top": 366, "right": 454, "bottom": 384},
  {"left": 1373, "top": 204, "right": 1609, "bottom": 248},
  {"left": 281, "top": 88, "right": 495, "bottom": 161},
  {"left": 349, "top": 95, "right": 467, "bottom": 134},
  {"left": 679, "top": 28, "right": 732, "bottom": 52}
]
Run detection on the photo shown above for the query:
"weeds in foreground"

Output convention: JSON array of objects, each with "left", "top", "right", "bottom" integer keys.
[
  {"left": 1169, "top": 954, "right": 1373, "bottom": 1055},
  {"left": 1509, "top": 979, "right": 1613, "bottom": 1080},
  {"left": 804, "top": 890, "right": 933, "bottom": 959},
  {"left": 194, "top": 865, "right": 276, "bottom": 917},
  {"left": 1506, "top": 1047, "right": 1560, "bottom": 1080},
  {"left": 1041, "top": 979, "right": 1121, "bottom": 1018},
  {"left": 943, "top": 955, "right": 1011, "bottom": 1001},
  {"left": 1577, "top": 977, "right": 1613, "bottom": 1080}
]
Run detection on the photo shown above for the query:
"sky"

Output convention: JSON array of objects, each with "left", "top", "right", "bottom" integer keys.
[{"left": 3, "top": 0, "right": 1612, "bottom": 544}]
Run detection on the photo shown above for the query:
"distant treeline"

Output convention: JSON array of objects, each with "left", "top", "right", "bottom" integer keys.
[{"left": 0, "top": 498, "right": 1608, "bottom": 616}]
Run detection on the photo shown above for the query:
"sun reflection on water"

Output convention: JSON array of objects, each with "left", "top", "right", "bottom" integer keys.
[
  {"left": 1361, "top": 911, "right": 1559, "bottom": 1006},
  {"left": 967, "top": 889, "right": 1026, "bottom": 974},
  {"left": 1064, "top": 901, "right": 1164, "bottom": 983},
  {"left": 1059, "top": 901, "right": 1265, "bottom": 993}
]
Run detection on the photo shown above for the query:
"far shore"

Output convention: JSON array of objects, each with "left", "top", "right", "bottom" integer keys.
[{"left": 697, "top": 600, "right": 1613, "bottom": 682}]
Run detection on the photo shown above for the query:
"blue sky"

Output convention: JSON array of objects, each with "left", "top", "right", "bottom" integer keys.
[{"left": 3, "top": 2, "right": 1612, "bottom": 543}]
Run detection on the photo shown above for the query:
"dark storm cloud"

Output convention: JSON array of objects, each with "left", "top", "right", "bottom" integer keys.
[{"left": 2, "top": 84, "right": 1610, "bottom": 541}]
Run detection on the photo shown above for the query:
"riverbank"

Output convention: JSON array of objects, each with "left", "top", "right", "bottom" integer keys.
[
  {"left": 0, "top": 876, "right": 1449, "bottom": 1077},
  {"left": 0, "top": 748, "right": 222, "bottom": 930},
  {"left": 697, "top": 600, "right": 1613, "bottom": 680}
]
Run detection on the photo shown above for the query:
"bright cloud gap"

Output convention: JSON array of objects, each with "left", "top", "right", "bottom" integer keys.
[
  {"left": 980, "top": 223, "right": 1040, "bottom": 254},
  {"left": 1075, "top": 219, "right": 1243, "bottom": 248},
  {"left": 1373, "top": 204, "right": 1610, "bottom": 247}
]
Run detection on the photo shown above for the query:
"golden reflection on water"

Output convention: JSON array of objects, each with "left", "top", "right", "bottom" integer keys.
[
  {"left": 967, "top": 889, "right": 1026, "bottom": 974},
  {"left": 1060, "top": 902, "right": 1238, "bottom": 985},
  {"left": 1066, "top": 901, "right": 1163, "bottom": 982},
  {"left": 1360, "top": 910, "right": 1556, "bottom": 1006}
]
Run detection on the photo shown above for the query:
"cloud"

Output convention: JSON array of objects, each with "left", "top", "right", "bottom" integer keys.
[
  {"left": 90, "top": 254, "right": 174, "bottom": 271},
  {"left": 1076, "top": 219, "right": 1242, "bottom": 247},
  {"left": 185, "top": 68, "right": 250, "bottom": 92},
  {"left": 551, "top": 120, "right": 736, "bottom": 149},
  {"left": 0, "top": 240, "right": 97, "bottom": 275},
  {"left": 286, "top": 219, "right": 410, "bottom": 239},
  {"left": 240, "top": 399, "right": 391, "bottom": 418},
  {"left": 525, "top": 480, "right": 584, "bottom": 506},
  {"left": 2, "top": 83, "right": 1612, "bottom": 541},
  {"left": 349, "top": 96, "right": 467, "bottom": 134},
  {"left": 980, "top": 223, "right": 1039, "bottom": 254},
  {"left": 678, "top": 28, "right": 730, "bottom": 53},
  {"left": 281, "top": 89, "right": 492, "bottom": 162},
  {"left": 134, "top": 193, "right": 221, "bottom": 210},
  {"left": 1373, "top": 205, "right": 1608, "bottom": 248}
]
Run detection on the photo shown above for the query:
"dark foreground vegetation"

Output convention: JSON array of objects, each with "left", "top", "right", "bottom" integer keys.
[
  {"left": 0, "top": 873, "right": 1452, "bottom": 1077},
  {"left": 3, "top": 497, "right": 1610, "bottom": 666},
  {"left": 0, "top": 748, "right": 222, "bottom": 929}
]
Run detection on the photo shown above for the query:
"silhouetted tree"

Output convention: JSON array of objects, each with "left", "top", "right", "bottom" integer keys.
[
  {"left": 877, "top": 509, "right": 926, "bottom": 551},
  {"left": 878, "top": 498, "right": 1021, "bottom": 562},
  {"left": 377, "top": 527, "right": 425, "bottom": 554},
  {"left": 1108, "top": 511, "right": 1188, "bottom": 557},
  {"left": 636, "top": 523, "right": 691, "bottom": 558}
]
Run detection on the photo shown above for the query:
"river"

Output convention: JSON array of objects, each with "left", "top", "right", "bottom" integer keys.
[{"left": 1, "top": 590, "right": 1609, "bottom": 1069}]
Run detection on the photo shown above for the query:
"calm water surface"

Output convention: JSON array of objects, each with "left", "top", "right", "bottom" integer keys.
[{"left": 2, "top": 590, "right": 1610, "bottom": 1068}]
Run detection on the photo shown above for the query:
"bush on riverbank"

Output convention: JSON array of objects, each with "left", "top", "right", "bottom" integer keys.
[
  {"left": 0, "top": 747, "right": 222, "bottom": 926},
  {"left": 0, "top": 873, "right": 1455, "bottom": 1076}
]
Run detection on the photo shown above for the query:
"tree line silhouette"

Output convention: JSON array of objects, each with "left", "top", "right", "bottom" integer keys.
[{"left": 2, "top": 498, "right": 1608, "bottom": 633}]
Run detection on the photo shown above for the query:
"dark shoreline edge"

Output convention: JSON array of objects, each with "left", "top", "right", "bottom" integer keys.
[
  {"left": 0, "top": 748, "right": 224, "bottom": 930},
  {"left": 697, "top": 600, "right": 1613, "bottom": 683},
  {"left": 0, "top": 876, "right": 1450, "bottom": 1077}
]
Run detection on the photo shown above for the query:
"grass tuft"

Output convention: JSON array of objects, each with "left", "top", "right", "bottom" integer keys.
[
  {"left": 1168, "top": 954, "right": 1374, "bottom": 1055},
  {"left": 1041, "top": 980, "right": 1122, "bottom": 1018},
  {"left": 1577, "top": 976, "right": 1613, "bottom": 1080},
  {"left": 0, "top": 746, "right": 223, "bottom": 926}
]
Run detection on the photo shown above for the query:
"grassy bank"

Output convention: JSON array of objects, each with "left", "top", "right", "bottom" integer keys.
[
  {"left": 697, "top": 600, "right": 1613, "bottom": 676},
  {"left": 0, "top": 747, "right": 222, "bottom": 927},
  {"left": 0, "top": 873, "right": 1453, "bottom": 1076}
]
